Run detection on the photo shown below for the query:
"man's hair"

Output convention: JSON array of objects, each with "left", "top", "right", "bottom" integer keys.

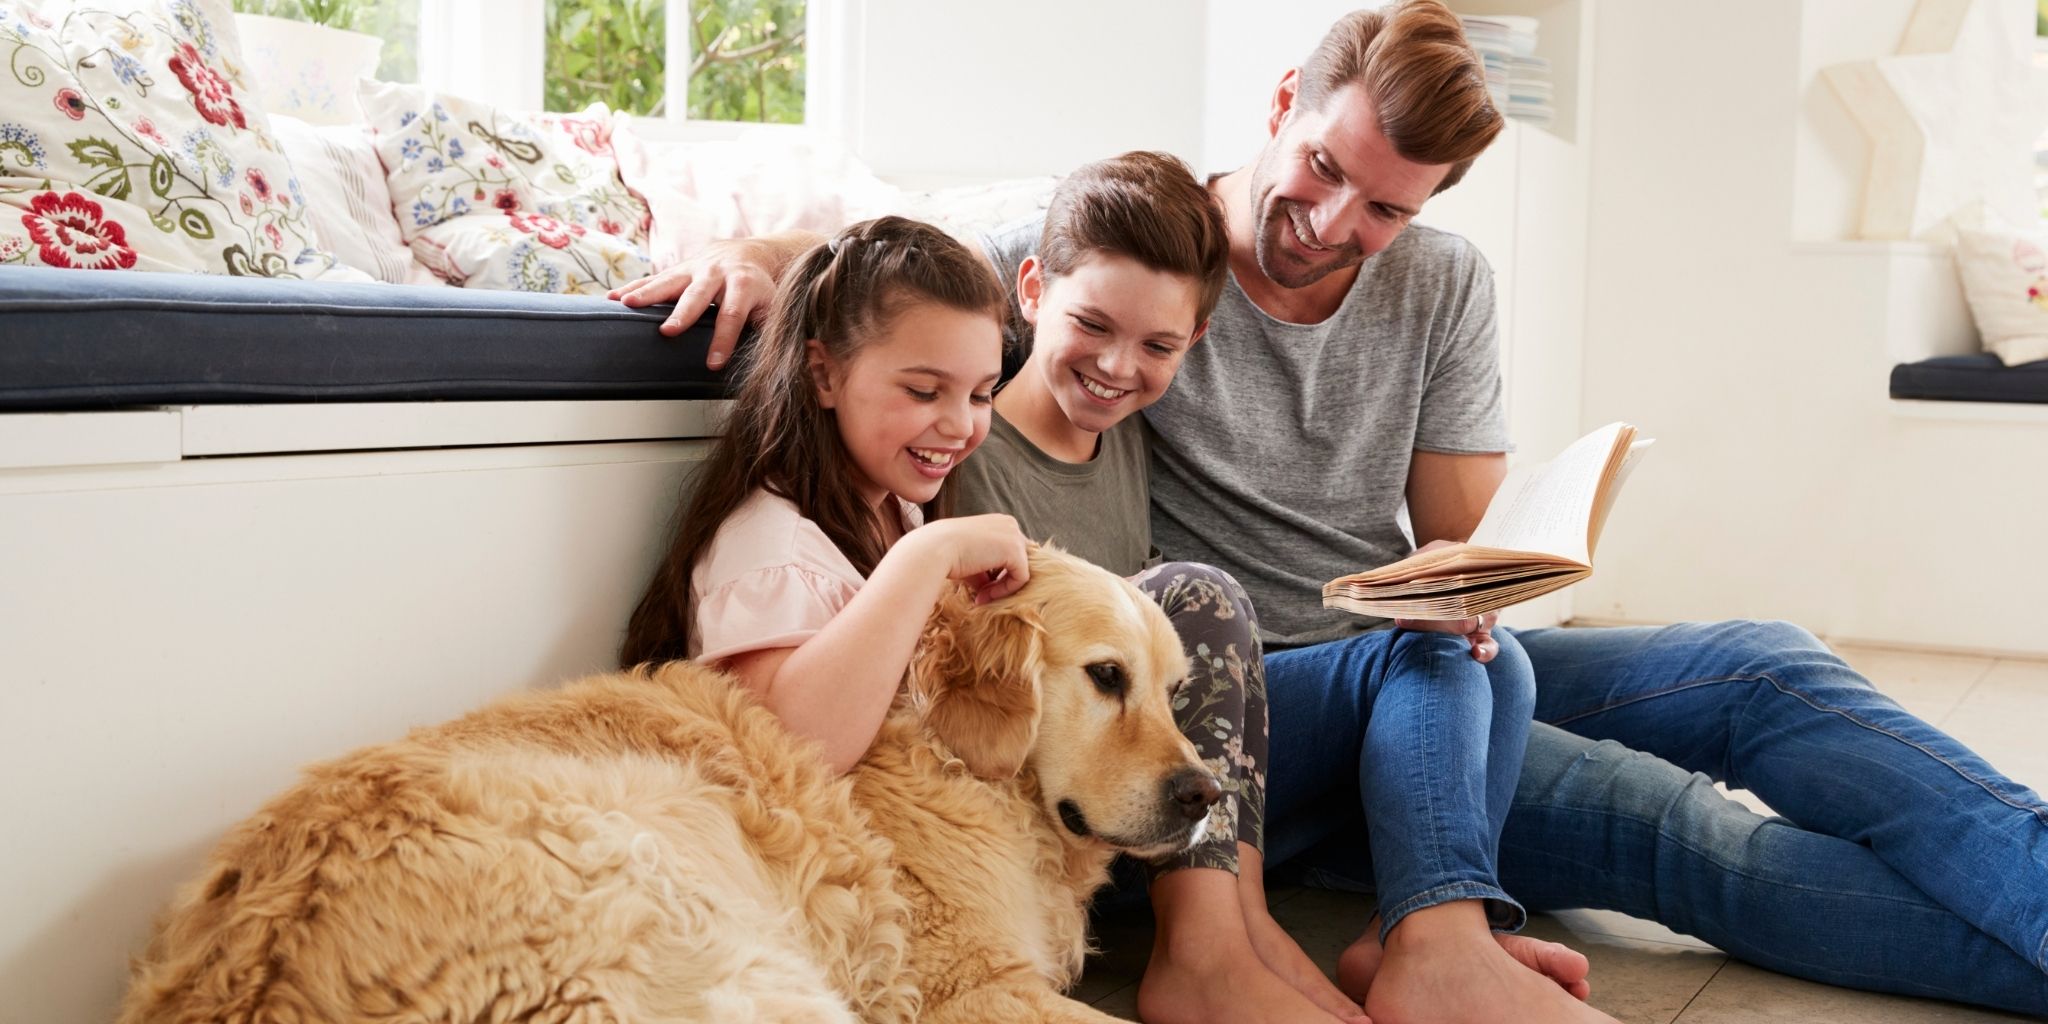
[
  {"left": 1036, "top": 151, "right": 1230, "bottom": 326},
  {"left": 1297, "top": 0, "right": 1503, "bottom": 193}
]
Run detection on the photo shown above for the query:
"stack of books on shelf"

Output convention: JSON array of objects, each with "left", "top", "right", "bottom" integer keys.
[{"left": 1459, "top": 14, "right": 1555, "bottom": 129}]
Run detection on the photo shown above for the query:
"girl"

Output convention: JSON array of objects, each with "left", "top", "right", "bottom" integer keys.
[
  {"left": 619, "top": 216, "right": 1031, "bottom": 775},
  {"left": 950, "top": 152, "right": 1599, "bottom": 1024}
]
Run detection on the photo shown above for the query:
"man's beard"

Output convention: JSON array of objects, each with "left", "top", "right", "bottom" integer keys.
[{"left": 1247, "top": 160, "right": 1364, "bottom": 290}]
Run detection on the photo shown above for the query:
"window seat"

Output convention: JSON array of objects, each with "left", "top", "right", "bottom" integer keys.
[
  {"left": 0, "top": 265, "right": 727, "bottom": 411},
  {"left": 1889, "top": 353, "right": 2048, "bottom": 405}
]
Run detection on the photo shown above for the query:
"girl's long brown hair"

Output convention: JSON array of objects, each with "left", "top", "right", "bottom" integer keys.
[{"left": 620, "top": 216, "right": 1007, "bottom": 668}]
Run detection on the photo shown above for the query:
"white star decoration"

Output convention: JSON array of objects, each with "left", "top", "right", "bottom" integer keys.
[{"left": 1824, "top": 0, "right": 2045, "bottom": 239}]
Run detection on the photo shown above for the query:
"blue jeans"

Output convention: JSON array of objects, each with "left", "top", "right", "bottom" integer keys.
[
  {"left": 1503, "top": 621, "right": 2048, "bottom": 1015},
  {"left": 1262, "top": 626, "right": 1537, "bottom": 938}
]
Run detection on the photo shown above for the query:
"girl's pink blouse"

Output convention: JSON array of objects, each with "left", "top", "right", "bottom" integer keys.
[{"left": 690, "top": 489, "right": 923, "bottom": 665}]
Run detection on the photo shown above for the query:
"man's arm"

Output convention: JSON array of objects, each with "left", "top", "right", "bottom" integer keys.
[
  {"left": 608, "top": 230, "right": 824, "bottom": 368},
  {"left": 1406, "top": 449, "right": 1507, "bottom": 546},
  {"left": 609, "top": 228, "right": 1000, "bottom": 370}
]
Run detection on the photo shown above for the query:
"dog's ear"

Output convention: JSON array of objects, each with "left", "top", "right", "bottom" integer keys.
[{"left": 910, "top": 585, "right": 1046, "bottom": 779}]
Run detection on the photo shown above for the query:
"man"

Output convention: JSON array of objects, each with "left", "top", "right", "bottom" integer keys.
[{"left": 611, "top": 4, "right": 2048, "bottom": 1019}]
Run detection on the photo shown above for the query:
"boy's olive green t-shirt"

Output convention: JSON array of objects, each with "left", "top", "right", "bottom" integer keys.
[{"left": 948, "top": 410, "right": 1158, "bottom": 577}]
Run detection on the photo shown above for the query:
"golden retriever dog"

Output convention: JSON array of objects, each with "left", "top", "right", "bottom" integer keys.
[{"left": 118, "top": 545, "right": 1219, "bottom": 1024}]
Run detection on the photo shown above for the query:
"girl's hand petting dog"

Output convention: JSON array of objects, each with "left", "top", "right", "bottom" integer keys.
[
  {"left": 1392, "top": 539, "right": 1500, "bottom": 662},
  {"left": 907, "top": 514, "right": 1034, "bottom": 605}
]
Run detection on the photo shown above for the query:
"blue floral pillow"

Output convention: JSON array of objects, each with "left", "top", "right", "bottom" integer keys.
[{"left": 360, "top": 80, "right": 651, "bottom": 294}]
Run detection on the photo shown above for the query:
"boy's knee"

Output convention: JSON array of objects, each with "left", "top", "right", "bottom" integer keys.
[{"left": 1144, "top": 560, "right": 1259, "bottom": 625}]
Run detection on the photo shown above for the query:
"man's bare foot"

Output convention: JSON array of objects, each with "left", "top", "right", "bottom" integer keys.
[
  {"left": 1244, "top": 904, "right": 1371, "bottom": 1021},
  {"left": 1358, "top": 902, "right": 1614, "bottom": 1024},
  {"left": 1336, "top": 914, "right": 1591, "bottom": 1003},
  {"left": 1138, "top": 935, "right": 1368, "bottom": 1024}
]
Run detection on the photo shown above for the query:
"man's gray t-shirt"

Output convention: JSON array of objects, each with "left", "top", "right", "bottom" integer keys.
[{"left": 981, "top": 217, "right": 1509, "bottom": 648}]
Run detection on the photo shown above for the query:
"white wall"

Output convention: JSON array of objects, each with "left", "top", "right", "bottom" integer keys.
[
  {"left": 0, "top": 441, "right": 708, "bottom": 1024},
  {"left": 832, "top": 0, "right": 1208, "bottom": 181},
  {"left": 1572, "top": 0, "right": 2048, "bottom": 655},
  {"left": 1201, "top": 0, "right": 1375, "bottom": 173}
]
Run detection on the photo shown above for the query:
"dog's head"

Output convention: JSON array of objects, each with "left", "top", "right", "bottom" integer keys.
[{"left": 909, "top": 545, "right": 1221, "bottom": 858}]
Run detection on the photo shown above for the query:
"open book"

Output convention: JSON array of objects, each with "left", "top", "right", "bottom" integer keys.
[{"left": 1322, "top": 422, "right": 1654, "bottom": 620}]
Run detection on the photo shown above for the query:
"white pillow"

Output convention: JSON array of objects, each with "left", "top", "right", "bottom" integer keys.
[
  {"left": 882, "top": 176, "right": 1061, "bottom": 243},
  {"left": 1955, "top": 221, "right": 2048, "bottom": 365},
  {"left": 230, "top": 13, "right": 381, "bottom": 127},
  {"left": 270, "top": 115, "right": 438, "bottom": 285}
]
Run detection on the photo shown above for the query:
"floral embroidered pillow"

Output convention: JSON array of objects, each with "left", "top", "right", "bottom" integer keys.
[
  {"left": 0, "top": 0, "right": 343, "bottom": 277},
  {"left": 408, "top": 210, "right": 649, "bottom": 294},
  {"left": 1956, "top": 222, "right": 2048, "bottom": 366},
  {"left": 359, "top": 80, "right": 651, "bottom": 294}
]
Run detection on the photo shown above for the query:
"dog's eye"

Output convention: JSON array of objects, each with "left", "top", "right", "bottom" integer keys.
[{"left": 1085, "top": 662, "right": 1126, "bottom": 696}]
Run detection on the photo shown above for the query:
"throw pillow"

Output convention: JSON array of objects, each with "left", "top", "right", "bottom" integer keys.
[
  {"left": 358, "top": 80, "right": 651, "bottom": 294},
  {"left": 0, "top": 0, "right": 343, "bottom": 277},
  {"left": 230, "top": 13, "right": 382, "bottom": 128},
  {"left": 887, "top": 176, "right": 1061, "bottom": 243},
  {"left": 612, "top": 119, "right": 897, "bottom": 271},
  {"left": 1955, "top": 220, "right": 2048, "bottom": 365},
  {"left": 269, "top": 114, "right": 437, "bottom": 285}
]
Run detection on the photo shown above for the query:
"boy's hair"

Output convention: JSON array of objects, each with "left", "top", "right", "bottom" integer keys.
[
  {"left": 1296, "top": 0, "right": 1502, "bottom": 194},
  {"left": 1036, "top": 151, "right": 1230, "bottom": 327},
  {"left": 621, "top": 216, "right": 1007, "bottom": 668}
]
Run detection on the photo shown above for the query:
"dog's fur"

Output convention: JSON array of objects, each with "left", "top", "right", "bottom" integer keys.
[{"left": 118, "top": 546, "right": 1215, "bottom": 1024}]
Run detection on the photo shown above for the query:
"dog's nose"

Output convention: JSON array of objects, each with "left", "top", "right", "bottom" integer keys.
[{"left": 1167, "top": 768, "right": 1223, "bottom": 820}]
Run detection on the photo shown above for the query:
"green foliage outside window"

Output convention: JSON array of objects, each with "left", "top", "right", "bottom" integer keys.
[
  {"left": 545, "top": 0, "right": 668, "bottom": 116},
  {"left": 543, "top": 0, "right": 805, "bottom": 122},
  {"left": 685, "top": 0, "right": 805, "bottom": 123}
]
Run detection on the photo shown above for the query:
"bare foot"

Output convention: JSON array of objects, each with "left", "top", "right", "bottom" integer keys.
[
  {"left": 1336, "top": 915, "right": 1591, "bottom": 1003},
  {"left": 1138, "top": 937, "right": 1366, "bottom": 1024},
  {"left": 1244, "top": 904, "right": 1371, "bottom": 1022},
  {"left": 1359, "top": 903, "right": 1614, "bottom": 1024}
]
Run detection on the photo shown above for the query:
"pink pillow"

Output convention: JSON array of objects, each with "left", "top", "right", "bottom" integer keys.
[{"left": 611, "top": 119, "right": 896, "bottom": 270}]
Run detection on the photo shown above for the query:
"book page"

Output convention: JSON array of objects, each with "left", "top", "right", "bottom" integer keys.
[
  {"left": 1587, "top": 439, "right": 1655, "bottom": 555},
  {"left": 1465, "top": 423, "right": 1628, "bottom": 564}
]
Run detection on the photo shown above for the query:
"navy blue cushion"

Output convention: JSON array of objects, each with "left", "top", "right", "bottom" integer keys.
[
  {"left": 1889, "top": 353, "right": 2048, "bottom": 404},
  {"left": 0, "top": 265, "right": 735, "bottom": 410}
]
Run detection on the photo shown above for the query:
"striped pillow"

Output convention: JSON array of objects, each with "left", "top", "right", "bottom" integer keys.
[{"left": 270, "top": 114, "right": 437, "bottom": 285}]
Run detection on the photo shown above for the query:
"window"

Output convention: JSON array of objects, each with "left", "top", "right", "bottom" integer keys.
[
  {"left": 542, "top": 0, "right": 806, "bottom": 122},
  {"left": 234, "top": 0, "right": 811, "bottom": 127}
]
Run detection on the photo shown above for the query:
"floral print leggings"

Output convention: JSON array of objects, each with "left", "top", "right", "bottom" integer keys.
[{"left": 1129, "top": 561, "right": 1270, "bottom": 877}]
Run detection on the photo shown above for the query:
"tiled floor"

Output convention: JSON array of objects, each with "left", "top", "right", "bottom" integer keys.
[{"left": 1071, "top": 642, "right": 2048, "bottom": 1022}]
